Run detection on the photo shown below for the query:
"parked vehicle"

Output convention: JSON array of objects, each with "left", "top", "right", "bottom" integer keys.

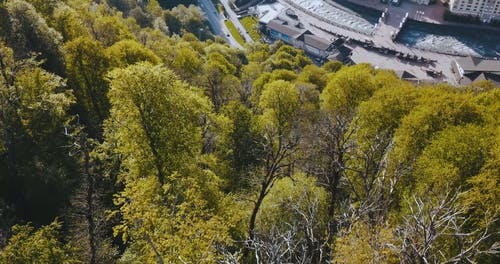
[{"left": 391, "top": 0, "right": 402, "bottom": 6}]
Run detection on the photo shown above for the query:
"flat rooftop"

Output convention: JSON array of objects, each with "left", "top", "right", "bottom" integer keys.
[
  {"left": 254, "top": 2, "right": 285, "bottom": 24},
  {"left": 304, "top": 34, "right": 333, "bottom": 51},
  {"left": 350, "top": 46, "right": 445, "bottom": 82},
  {"left": 267, "top": 19, "right": 308, "bottom": 38},
  {"left": 456, "top": 56, "right": 500, "bottom": 73}
]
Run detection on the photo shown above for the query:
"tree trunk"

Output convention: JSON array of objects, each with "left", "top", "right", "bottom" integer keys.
[
  {"left": 145, "top": 233, "right": 164, "bottom": 264},
  {"left": 325, "top": 170, "right": 341, "bottom": 263},
  {"left": 83, "top": 143, "right": 97, "bottom": 264},
  {"left": 243, "top": 177, "right": 270, "bottom": 261}
]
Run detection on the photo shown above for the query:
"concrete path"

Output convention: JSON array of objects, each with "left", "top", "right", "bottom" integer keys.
[
  {"left": 198, "top": 0, "right": 243, "bottom": 49},
  {"left": 220, "top": 0, "right": 254, "bottom": 43}
]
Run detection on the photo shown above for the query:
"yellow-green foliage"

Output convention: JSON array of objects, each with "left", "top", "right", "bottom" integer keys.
[
  {"left": 224, "top": 19, "right": 245, "bottom": 46},
  {"left": 334, "top": 221, "right": 399, "bottom": 264},
  {"left": 0, "top": 1, "right": 499, "bottom": 263},
  {"left": 106, "top": 39, "right": 160, "bottom": 68},
  {"left": 106, "top": 63, "right": 238, "bottom": 263},
  {"left": 463, "top": 132, "right": 500, "bottom": 227},
  {"left": 240, "top": 16, "right": 261, "bottom": 41},
  {"left": 258, "top": 173, "right": 329, "bottom": 232},
  {"left": 258, "top": 80, "right": 300, "bottom": 135},
  {"left": 320, "top": 64, "right": 377, "bottom": 115},
  {"left": 0, "top": 221, "right": 79, "bottom": 264},
  {"left": 414, "top": 124, "right": 493, "bottom": 193}
]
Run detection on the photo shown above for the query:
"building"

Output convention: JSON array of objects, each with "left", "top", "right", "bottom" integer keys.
[
  {"left": 251, "top": 2, "right": 285, "bottom": 26},
  {"left": 408, "top": 0, "right": 431, "bottom": 5},
  {"left": 265, "top": 18, "right": 336, "bottom": 58},
  {"left": 349, "top": 46, "right": 439, "bottom": 83},
  {"left": 303, "top": 34, "right": 335, "bottom": 57},
  {"left": 266, "top": 18, "right": 309, "bottom": 47},
  {"left": 395, "top": 70, "right": 420, "bottom": 83},
  {"left": 452, "top": 56, "right": 500, "bottom": 85},
  {"left": 449, "top": 0, "right": 500, "bottom": 22},
  {"left": 230, "top": 0, "right": 263, "bottom": 12}
]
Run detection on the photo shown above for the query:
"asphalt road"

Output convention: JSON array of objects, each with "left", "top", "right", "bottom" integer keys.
[
  {"left": 220, "top": 0, "right": 254, "bottom": 43},
  {"left": 197, "top": 0, "right": 243, "bottom": 49}
]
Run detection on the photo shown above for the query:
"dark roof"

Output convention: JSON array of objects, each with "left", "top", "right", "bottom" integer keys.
[
  {"left": 267, "top": 19, "right": 307, "bottom": 39},
  {"left": 475, "top": 73, "right": 487, "bottom": 82},
  {"left": 338, "top": 44, "right": 354, "bottom": 56},
  {"left": 460, "top": 71, "right": 500, "bottom": 86},
  {"left": 395, "top": 70, "right": 418, "bottom": 80},
  {"left": 232, "top": 0, "right": 261, "bottom": 9},
  {"left": 456, "top": 56, "right": 500, "bottom": 73},
  {"left": 303, "top": 34, "right": 333, "bottom": 51}
]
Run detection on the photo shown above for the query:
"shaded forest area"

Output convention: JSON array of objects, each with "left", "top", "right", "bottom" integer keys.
[{"left": 0, "top": 0, "right": 498, "bottom": 263}]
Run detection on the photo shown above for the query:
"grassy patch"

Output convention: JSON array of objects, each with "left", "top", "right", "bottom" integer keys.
[
  {"left": 217, "top": 3, "right": 224, "bottom": 14},
  {"left": 240, "top": 16, "right": 261, "bottom": 41},
  {"left": 224, "top": 19, "right": 245, "bottom": 46}
]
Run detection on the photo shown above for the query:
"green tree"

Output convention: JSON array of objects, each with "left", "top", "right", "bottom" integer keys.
[
  {"left": 3, "top": 0, "right": 65, "bottom": 75},
  {"left": 168, "top": 45, "right": 203, "bottom": 81},
  {"left": 64, "top": 37, "right": 110, "bottom": 137},
  {"left": 105, "top": 62, "right": 236, "bottom": 263},
  {"left": 240, "top": 62, "right": 262, "bottom": 105},
  {"left": 390, "top": 89, "right": 484, "bottom": 195},
  {"left": 202, "top": 52, "right": 238, "bottom": 112},
  {"left": 166, "top": 4, "right": 210, "bottom": 39},
  {"left": 413, "top": 124, "right": 492, "bottom": 194},
  {"left": 217, "top": 101, "right": 263, "bottom": 191},
  {"left": 88, "top": 13, "right": 134, "bottom": 47},
  {"left": 297, "top": 64, "right": 328, "bottom": 90},
  {"left": 263, "top": 45, "right": 311, "bottom": 71},
  {"left": 106, "top": 39, "right": 160, "bottom": 68},
  {"left": 0, "top": 42, "right": 77, "bottom": 223},
  {"left": 0, "top": 221, "right": 79, "bottom": 264},
  {"left": 245, "top": 80, "right": 301, "bottom": 259},
  {"left": 334, "top": 220, "right": 398, "bottom": 264},
  {"left": 51, "top": 3, "right": 90, "bottom": 41},
  {"left": 255, "top": 173, "right": 330, "bottom": 263},
  {"left": 25, "top": 0, "right": 58, "bottom": 17},
  {"left": 300, "top": 64, "right": 383, "bottom": 261},
  {"left": 105, "top": 62, "right": 209, "bottom": 183}
]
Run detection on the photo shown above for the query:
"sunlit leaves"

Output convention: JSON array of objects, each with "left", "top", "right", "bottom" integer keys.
[{"left": 0, "top": 221, "right": 79, "bottom": 264}]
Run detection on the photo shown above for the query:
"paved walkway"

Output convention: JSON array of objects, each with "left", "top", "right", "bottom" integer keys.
[
  {"left": 221, "top": 0, "right": 254, "bottom": 43},
  {"left": 198, "top": 0, "right": 243, "bottom": 49}
]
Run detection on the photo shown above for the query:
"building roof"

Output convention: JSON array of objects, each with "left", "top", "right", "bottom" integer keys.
[
  {"left": 460, "top": 71, "right": 500, "bottom": 86},
  {"left": 232, "top": 0, "right": 261, "bottom": 10},
  {"left": 349, "top": 46, "right": 434, "bottom": 82},
  {"left": 303, "top": 34, "right": 333, "bottom": 51},
  {"left": 267, "top": 19, "right": 307, "bottom": 39},
  {"left": 395, "top": 70, "right": 418, "bottom": 80},
  {"left": 455, "top": 56, "right": 500, "bottom": 73},
  {"left": 255, "top": 2, "right": 285, "bottom": 25}
]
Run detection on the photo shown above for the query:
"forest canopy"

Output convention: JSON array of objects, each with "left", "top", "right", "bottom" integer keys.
[{"left": 0, "top": 0, "right": 498, "bottom": 263}]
